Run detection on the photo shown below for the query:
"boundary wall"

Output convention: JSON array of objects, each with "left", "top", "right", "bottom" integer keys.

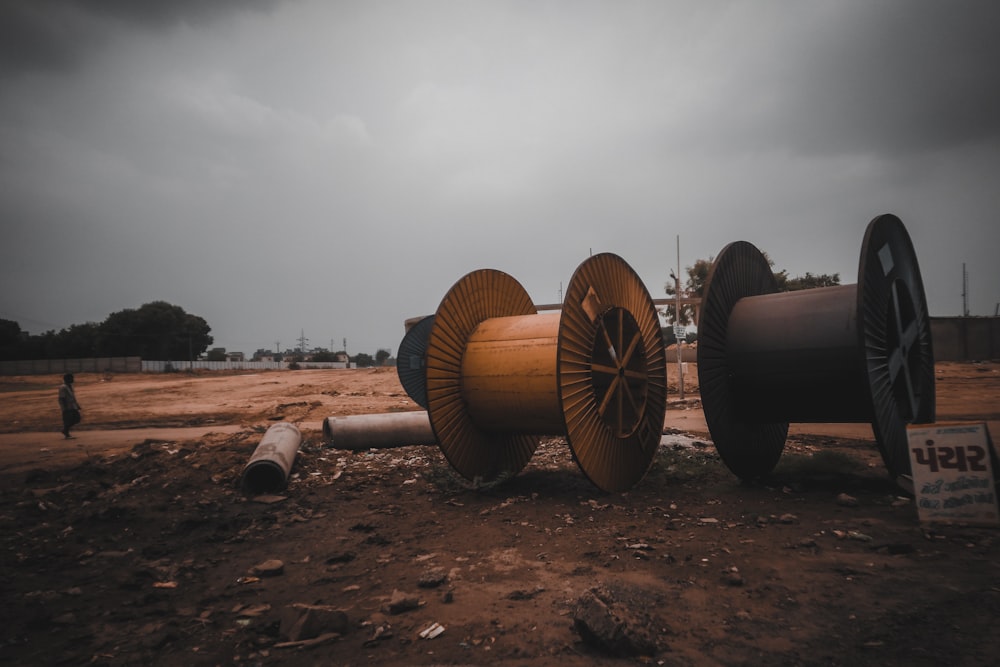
[
  {"left": 0, "top": 356, "right": 141, "bottom": 375},
  {"left": 930, "top": 316, "right": 1000, "bottom": 362},
  {"left": 140, "top": 360, "right": 352, "bottom": 372},
  {"left": 0, "top": 358, "right": 353, "bottom": 375}
]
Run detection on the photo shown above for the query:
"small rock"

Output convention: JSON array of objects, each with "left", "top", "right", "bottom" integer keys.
[
  {"left": 250, "top": 495, "right": 287, "bottom": 505},
  {"left": 417, "top": 567, "right": 447, "bottom": 588},
  {"left": 385, "top": 589, "right": 421, "bottom": 615},
  {"left": 725, "top": 572, "right": 744, "bottom": 587},
  {"left": 325, "top": 552, "right": 356, "bottom": 565},
  {"left": 251, "top": 559, "right": 285, "bottom": 577},
  {"left": 507, "top": 588, "right": 543, "bottom": 600},
  {"left": 363, "top": 614, "right": 394, "bottom": 646},
  {"left": 280, "top": 604, "right": 350, "bottom": 642},
  {"left": 572, "top": 588, "right": 660, "bottom": 657},
  {"left": 778, "top": 513, "right": 798, "bottom": 524},
  {"left": 836, "top": 493, "right": 859, "bottom": 508}
]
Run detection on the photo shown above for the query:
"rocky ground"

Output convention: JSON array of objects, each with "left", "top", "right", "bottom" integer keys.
[{"left": 1, "top": 363, "right": 999, "bottom": 666}]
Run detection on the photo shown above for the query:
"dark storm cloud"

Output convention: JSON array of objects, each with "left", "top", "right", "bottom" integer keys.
[
  {"left": 775, "top": 1, "right": 1000, "bottom": 156},
  {"left": 0, "top": 0, "right": 278, "bottom": 77}
]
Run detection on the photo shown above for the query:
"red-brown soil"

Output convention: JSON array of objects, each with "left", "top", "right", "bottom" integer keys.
[{"left": 1, "top": 362, "right": 998, "bottom": 666}]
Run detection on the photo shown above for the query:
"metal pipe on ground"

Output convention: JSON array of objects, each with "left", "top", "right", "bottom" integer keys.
[
  {"left": 240, "top": 422, "right": 302, "bottom": 495},
  {"left": 323, "top": 411, "right": 437, "bottom": 450}
]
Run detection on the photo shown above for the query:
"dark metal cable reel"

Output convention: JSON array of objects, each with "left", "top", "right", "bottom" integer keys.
[
  {"left": 396, "top": 314, "right": 434, "bottom": 409},
  {"left": 423, "top": 253, "right": 667, "bottom": 492},
  {"left": 697, "top": 214, "right": 935, "bottom": 488}
]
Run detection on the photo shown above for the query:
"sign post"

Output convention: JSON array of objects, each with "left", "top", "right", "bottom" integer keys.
[{"left": 907, "top": 423, "right": 998, "bottom": 525}]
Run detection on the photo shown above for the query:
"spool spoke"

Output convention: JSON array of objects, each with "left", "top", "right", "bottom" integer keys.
[
  {"left": 587, "top": 306, "right": 650, "bottom": 439},
  {"left": 620, "top": 376, "right": 642, "bottom": 415},
  {"left": 597, "top": 374, "right": 622, "bottom": 417},
  {"left": 619, "top": 330, "right": 641, "bottom": 369},
  {"left": 888, "top": 281, "right": 920, "bottom": 421}
]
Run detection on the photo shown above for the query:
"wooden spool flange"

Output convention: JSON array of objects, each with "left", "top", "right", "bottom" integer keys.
[
  {"left": 425, "top": 253, "right": 667, "bottom": 492},
  {"left": 697, "top": 213, "right": 935, "bottom": 487}
]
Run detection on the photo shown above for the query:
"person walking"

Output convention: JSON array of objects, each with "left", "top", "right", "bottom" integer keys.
[{"left": 58, "top": 373, "right": 81, "bottom": 439}]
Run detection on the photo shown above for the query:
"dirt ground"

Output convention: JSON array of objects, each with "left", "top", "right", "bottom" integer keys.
[{"left": 1, "top": 362, "right": 999, "bottom": 666}]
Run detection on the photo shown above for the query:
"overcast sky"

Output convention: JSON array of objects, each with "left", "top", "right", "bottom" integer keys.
[{"left": 2, "top": 1, "right": 998, "bottom": 357}]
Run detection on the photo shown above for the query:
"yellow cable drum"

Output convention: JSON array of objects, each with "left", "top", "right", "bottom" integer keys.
[{"left": 425, "top": 253, "right": 667, "bottom": 492}]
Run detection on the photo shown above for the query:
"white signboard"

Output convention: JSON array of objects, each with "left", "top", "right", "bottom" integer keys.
[{"left": 907, "top": 422, "right": 998, "bottom": 525}]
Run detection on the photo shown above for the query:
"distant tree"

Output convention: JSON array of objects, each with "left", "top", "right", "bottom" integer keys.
[
  {"left": 99, "top": 301, "right": 213, "bottom": 359},
  {"left": 0, "top": 302, "right": 213, "bottom": 361},
  {"left": 353, "top": 352, "right": 374, "bottom": 368},
  {"left": 206, "top": 348, "right": 227, "bottom": 361},
  {"left": 665, "top": 254, "right": 841, "bottom": 325},
  {"left": 375, "top": 348, "right": 391, "bottom": 366},
  {"left": 779, "top": 271, "right": 841, "bottom": 291},
  {"left": 311, "top": 351, "right": 337, "bottom": 362},
  {"left": 51, "top": 322, "right": 101, "bottom": 359},
  {"left": 0, "top": 319, "right": 24, "bottom": 360}
]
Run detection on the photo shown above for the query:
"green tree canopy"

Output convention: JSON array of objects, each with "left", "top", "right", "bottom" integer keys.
[
  {"left": 375, "top": 348, "right": 391, "bottom": 366},
  {"left": 0, "top": 302, "right": 214, "bottom": 361},
  {"left": 352, "top": 352, "right": 374, "bottom": 368},
  {"left": 98, "top": 301, "right": 213, "bottom": 359}
]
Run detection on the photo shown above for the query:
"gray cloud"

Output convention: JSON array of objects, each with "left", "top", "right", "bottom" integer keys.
[
  {"left": 0, "top": 0, "right": 278, "bottom": 77},
  {"left": 1, "top": 1, "right": 997, "bottom": 356}
]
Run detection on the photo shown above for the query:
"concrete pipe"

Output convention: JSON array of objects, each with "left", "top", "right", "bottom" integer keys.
[
  {"left": 240, "top": 422, "right": 302, "bottom": 495},
  {"left": 323, "top": 411, "right": 437, "bottom": 450}
]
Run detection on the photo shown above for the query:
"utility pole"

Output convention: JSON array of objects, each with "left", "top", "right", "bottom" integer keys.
[
  {"left": 962, "top": 263, "right": 969, "bottom": 316},
  {"left": 298, "top": 329, "right": 308, "bottom": 352},
  {"left": 675, "top": 235, "right": 684, "bottom": 401}
]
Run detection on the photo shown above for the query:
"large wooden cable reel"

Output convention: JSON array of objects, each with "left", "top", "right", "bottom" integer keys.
[
  {"left": 424, "top": 253, "right": 667, "bottom": 492},
  {"left": 697, "top": 213, "right": 935, "bottom": 487}
]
